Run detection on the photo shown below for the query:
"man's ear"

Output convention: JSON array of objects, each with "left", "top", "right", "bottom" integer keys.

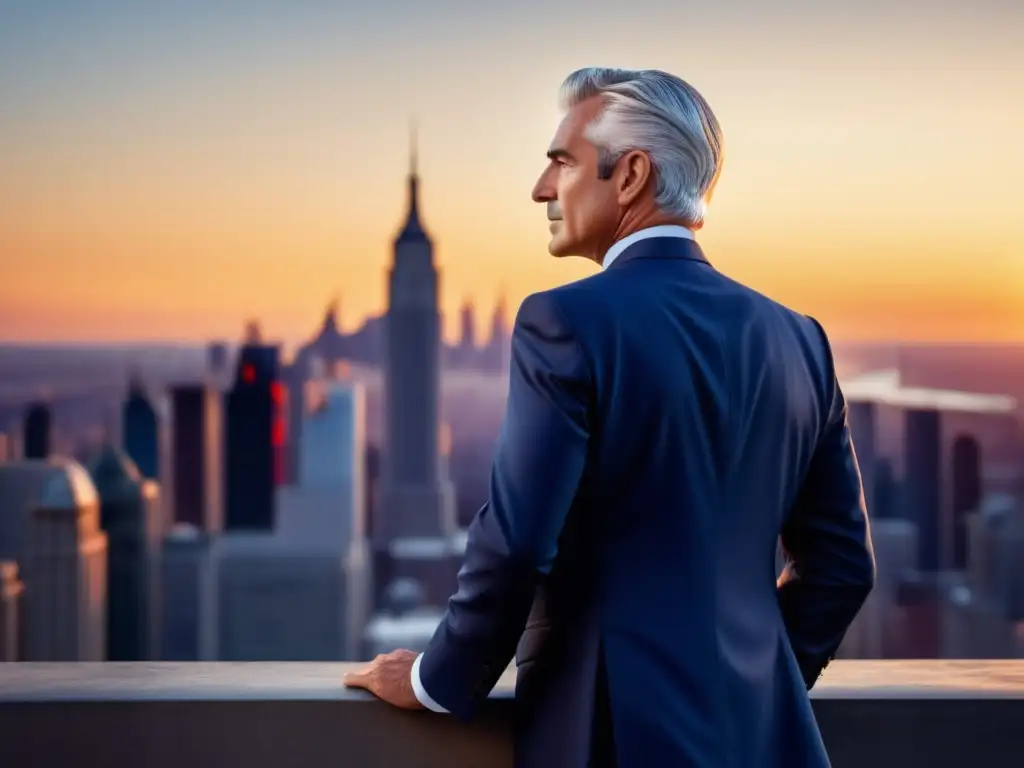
[{"left": 616, "top": 150, "right": 653, "bottom": 207}]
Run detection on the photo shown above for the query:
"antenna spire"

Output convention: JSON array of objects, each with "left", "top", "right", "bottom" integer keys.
[
  {"left": 396, "top": 116, "right": 427, "bottom": 243},
  {"left": 409, "top": 116, "right": 418, "bottom": 177}
]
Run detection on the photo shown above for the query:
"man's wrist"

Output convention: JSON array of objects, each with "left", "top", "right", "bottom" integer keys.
[{"left": 411, "top": 652, "right": 449, "bottom": 713}]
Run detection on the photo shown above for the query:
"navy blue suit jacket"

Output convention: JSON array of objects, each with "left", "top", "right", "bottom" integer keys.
[{"left": 418, "top": 236, "right": 875, "bottom": 767}]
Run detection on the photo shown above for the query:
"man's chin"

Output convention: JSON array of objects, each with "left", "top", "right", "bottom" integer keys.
[{"left": 547, "top": 235, "right": 575, "bottom": 258}]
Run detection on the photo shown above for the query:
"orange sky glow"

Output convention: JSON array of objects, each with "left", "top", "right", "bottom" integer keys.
[{"left": 1, "top": 2, "right": 1021, "bottom": 348}]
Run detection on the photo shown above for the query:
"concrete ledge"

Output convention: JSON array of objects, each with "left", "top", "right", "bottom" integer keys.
[{"left": 0, "top": 662, "right": 1022, "bottom": 767}]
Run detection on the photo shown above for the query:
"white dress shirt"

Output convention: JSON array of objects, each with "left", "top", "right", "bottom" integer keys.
[
  {"left": 409, "top": 223, "right": 697, "bottom": 713},
  {"left": 601, "top": 224, "right": 694, "bottom": 269}
]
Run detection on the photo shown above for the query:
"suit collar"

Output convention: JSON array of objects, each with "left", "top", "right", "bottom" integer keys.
[
  {"left": 602, "top": 225, "right": 694, "bottom": 269},
  {"left": 606, "top": 234, "right": 710, "bottom": 270}
]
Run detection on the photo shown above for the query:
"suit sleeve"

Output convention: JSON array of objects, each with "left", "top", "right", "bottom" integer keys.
[
  {"left": 778, "top": 319, "right": 876, "bottom": 690},
  {"left": 417, "top": 291, "right": 591, "bottom": 720}
]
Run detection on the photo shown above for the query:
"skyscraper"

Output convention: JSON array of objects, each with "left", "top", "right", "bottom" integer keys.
[
  {"left": 950, "top": 434, "right": 982, "bottom": 571},
  {"left": 88, "top": 446, "right": 161, "bottom": 661},
  {"left": 0, "top": 561, "right": 23, "bottom": 662},
  {"left": 905, "top": 408, "right": 942, "bottom": 572},
  {"left": 206, "top": 342, "right": 230, "bottom": 383},
  {"left": 487, "top": 290, "right": 510, "bottom": 372},
  {"left": 23, "top": 460, "right": 107, "bottom": 661},
  {"left": 847, "top": 400, "right": 877, "bottom": 514},
  {"left": 160, "top": 523, "right": 213, "bottom": 661},
  {"left": 215, "top": 375, "right": 373, "bottom": 661},
  {"left": 213, "top": 532, "right": 363, "bottom": 661},
  {"left": 122, "top": 376, "right": 160, "bottom": 480},
  {"left": 378, "top": 130, "right": 456, "bottom": 543},
  {"left": 373, "top": 131, "right": 461, "bottom": 621},
  {"left": 224, "top": 341, "right": 284, "bottom": 530},
  {"left": 0, "top": 460, "right": 57, "bottom": 567},
  {"left": 168, "top": 384, "right": 223, "bottom": 532},
  {"left": 365, "top": 443, "right": 381, "bottom": 540},
  {"left": 22, "top": 402, "right": 51, "bottom": 460},
  {"left": 299, "top": 381, "right": 364, "bottom": 490},
  {"left": 277, "top": 381, "right": 369, "bottom": 550},
  {"left": 455, "top": 298, "right": 477, "bottom": 367},
  {"left": 459, "top": 298, "right": 476, "bottom": 349}
]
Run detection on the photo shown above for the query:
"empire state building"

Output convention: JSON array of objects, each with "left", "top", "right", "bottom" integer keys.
[{"left": 377, "top": 134, "right": 457, "bottom": 545}]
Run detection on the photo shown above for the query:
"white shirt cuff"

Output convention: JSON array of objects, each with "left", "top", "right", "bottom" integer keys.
[{"left": 411, "top": 652, "right": 448, "bottom": 713}]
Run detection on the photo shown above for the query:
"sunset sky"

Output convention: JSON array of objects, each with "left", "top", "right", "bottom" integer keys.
[{"left": 1, "top": 0, "right": 1022, "bottom": 347}]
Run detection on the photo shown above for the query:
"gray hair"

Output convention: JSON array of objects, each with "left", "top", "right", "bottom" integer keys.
[{"left": 560, "top": 67, "right": 724, "bottom": 227}]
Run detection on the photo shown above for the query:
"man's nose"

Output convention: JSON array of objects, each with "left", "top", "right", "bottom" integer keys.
[{"left": 531, "top": 173, "right": 555, "bottom": 204}]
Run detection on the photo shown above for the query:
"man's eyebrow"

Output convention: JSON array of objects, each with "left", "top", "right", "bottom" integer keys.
[{"left": 546, "top": 148, "right": 575, "bottom": 162}]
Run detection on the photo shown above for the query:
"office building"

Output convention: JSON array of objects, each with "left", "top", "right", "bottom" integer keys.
[
  {"left": 376, "top": 137, "right": 460, "bottom": 610},
  {"left": 88, "top": 446, "right": 162, "bottom": 661},
  {"left": 212, "top": 532, "right": 368, "bottom": 661},
  {"left": 950, "top": 435, "right": 982, "bottom": 571},
  {"left": 0, "top": 561, "right": 23, "bottom": 661},
  {"left": 224, "top": 342, "right": 284, "bottom": 530},
  {"left": 160, "top": 523, "right": 215, "bottom": 661},
  {"left": 167, "top": 384, "right": 222, "bottom": 532},
  {"left": 122, "top": 377, "right": 160, "bottom": 480},
  {"left": 847, "top": 400, "right": 878, "bottom": 512},
  {"left": 22, "top": 402, "right": 51, "bottom": 460},
  {"left": 904, "top": 408, "right": 942, "bottom": 572},
  {"left": 23, "top": 459, "right": 107, "bottom": 661},
  {"left": 0, "top": 460, "right": 57, "bottom": 566}
]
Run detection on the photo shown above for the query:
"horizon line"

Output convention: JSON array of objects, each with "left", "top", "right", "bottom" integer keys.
[{"left": 5, "top": 339, "right": 1024, "bottom": 350}]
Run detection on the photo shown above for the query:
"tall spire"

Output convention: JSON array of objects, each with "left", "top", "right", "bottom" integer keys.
[
  {"left": 409, "top": 116, "right": 418, "bottom": 178},
  {"left": 323, "top": 293, "right": 340, "bottom": 331},
  {"left": 397, "top": 116, "right": 427, "bottom": 242},
  {"left": 492, "top": 285, "right": 509, "bottom": 337}
]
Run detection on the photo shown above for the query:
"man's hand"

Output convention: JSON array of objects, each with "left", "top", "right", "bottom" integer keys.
[{"left": 343, "top": 649, "right": 425, "bottom": 710}]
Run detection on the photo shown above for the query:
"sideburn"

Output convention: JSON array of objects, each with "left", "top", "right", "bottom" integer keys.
[{"left": 595, "top": 149, "right": 621, "bottom": 181}]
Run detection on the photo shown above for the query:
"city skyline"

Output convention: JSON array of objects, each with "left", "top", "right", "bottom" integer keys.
[{"left": 1, "top": 0, "right": 1022, "bottom": 345}]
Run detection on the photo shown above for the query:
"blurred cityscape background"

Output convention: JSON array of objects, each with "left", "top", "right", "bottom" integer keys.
[{"left": 1, "top": 0, "right": 1023, "bottom": 666}]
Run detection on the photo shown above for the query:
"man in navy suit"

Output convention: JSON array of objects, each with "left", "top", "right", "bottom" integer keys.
[{"left": 346, "top": 67, "right": 875, "bottom": 768}]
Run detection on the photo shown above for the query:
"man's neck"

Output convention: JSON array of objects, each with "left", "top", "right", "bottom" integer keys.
[
  {"left": 591, "top": 212, "right": 691, "bottom": 263},
  {"left": 601, "top": 224, "right": 695, "bottom": 270}
]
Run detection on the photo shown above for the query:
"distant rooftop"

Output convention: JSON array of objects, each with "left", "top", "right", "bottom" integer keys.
[
  {"left": 388, "top": 533, "right": 467, "bottom": 560},
  {"left": 364, "top": 607, "right": 445, "bottom": 644},
  {"left": 165, "top": 522, "right": 204, "bottom": 543},
  {"left": 38, "top": 458, "right": 99, "bottom": 510},
  {"left": 842, "top": 368, "right": 1017, "bottom": 414},
  {"left": 87, "top": 445, "right": 142, "bottom": 501},
  {"left": 210, "top": 528, "right": 351, "bottom": 559}
]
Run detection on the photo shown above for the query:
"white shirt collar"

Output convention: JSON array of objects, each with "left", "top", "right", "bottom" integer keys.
[{"left": 601, "top": 225, "right": 695, "bottom": 270}]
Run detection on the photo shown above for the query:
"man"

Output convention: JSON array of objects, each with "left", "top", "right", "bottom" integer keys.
[{"left": 345, "top": 67, "right": 875, "bottom": 767}]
